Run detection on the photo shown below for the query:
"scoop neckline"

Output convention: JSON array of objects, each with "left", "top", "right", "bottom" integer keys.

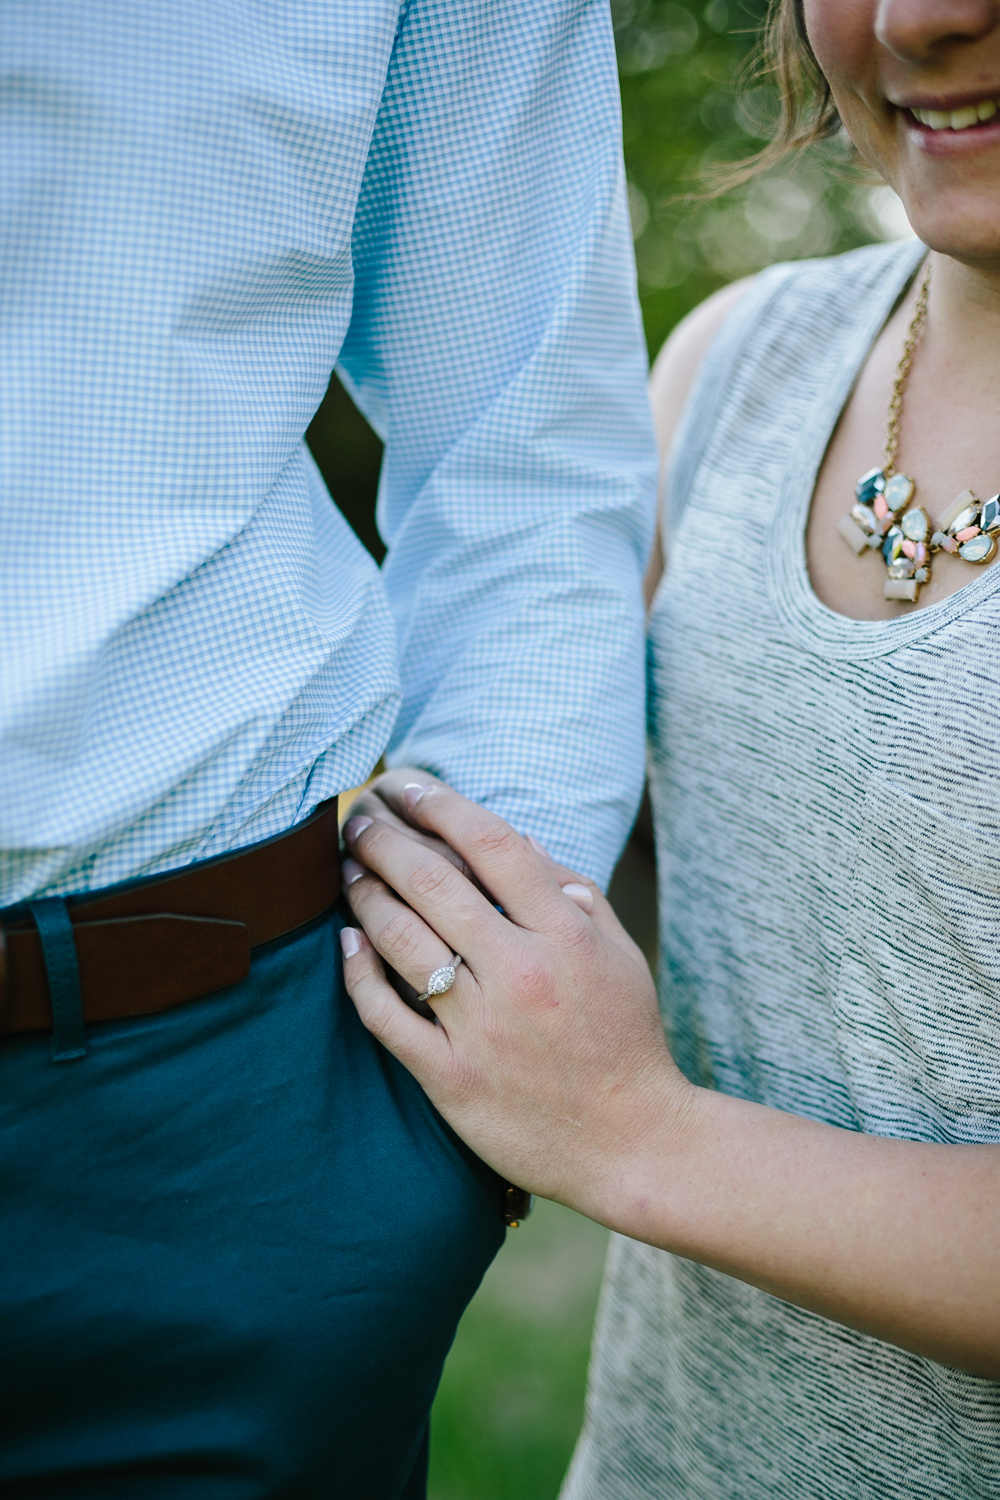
[{"left": 764, "top": 239, "right": 1000, "bottom": 661}]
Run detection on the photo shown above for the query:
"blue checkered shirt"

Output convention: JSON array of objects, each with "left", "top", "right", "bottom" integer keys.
[{"left": 1, "top": 0, "right": 657, "bottom": 903}]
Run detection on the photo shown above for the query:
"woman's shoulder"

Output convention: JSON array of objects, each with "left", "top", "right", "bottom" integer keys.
[
  {"left": 643, "top": 242, "right": 922, "bottom": 594},
  {"left": 648, "top": 277, "right": 756, "bottom": 467},
  {"left": 649, "top": 241, "right": 920, "bottom": 462}
]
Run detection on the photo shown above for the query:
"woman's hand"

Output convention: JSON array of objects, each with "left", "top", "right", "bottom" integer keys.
[
  {"left": 344, "top": 767, "right": 476, "bottom": 877},
  {"left": 341, "top": 779, "right": 1000, "bottom": 1378},
  {"left": 340, "top": 778, "right": 695, "bottom": 1217}
]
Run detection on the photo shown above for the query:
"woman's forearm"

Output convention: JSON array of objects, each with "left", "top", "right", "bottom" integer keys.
[
  {"left": 598, "top": 1081, "right": 1000, "bottom": 1378},
  {"left": 338, "top": 776, "right": 1000, "bottom": 1381}
]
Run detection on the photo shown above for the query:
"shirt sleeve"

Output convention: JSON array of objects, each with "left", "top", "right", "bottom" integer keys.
[{"left": 337, "top": 0, "right": 658, "bottom": 888}]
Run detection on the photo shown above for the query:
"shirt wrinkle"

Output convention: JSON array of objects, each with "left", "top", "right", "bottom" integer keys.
[{"left": 0, "top": 0, "right": 656, "bottom": 902}]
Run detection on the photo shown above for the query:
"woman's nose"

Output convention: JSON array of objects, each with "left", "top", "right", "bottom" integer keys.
[{"left": 875, "top": 0, "right": 998, "bottom": 62}]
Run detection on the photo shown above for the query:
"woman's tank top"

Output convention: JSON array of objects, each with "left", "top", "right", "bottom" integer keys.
[{"left": 563, "top": 240, "right": 1000, "bottom": 1500}]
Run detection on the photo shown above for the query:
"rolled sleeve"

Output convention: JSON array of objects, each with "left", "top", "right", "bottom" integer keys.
[{"left": 339, "top": 0, "right": 658, "bottom": 887}]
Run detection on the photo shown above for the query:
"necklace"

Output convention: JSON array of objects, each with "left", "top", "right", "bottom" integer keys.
[{"left": 837, "top": 258, "right": 1000, "bottom": 603}]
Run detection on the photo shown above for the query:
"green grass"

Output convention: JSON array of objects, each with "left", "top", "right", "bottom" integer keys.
[{"left": 428, "top": 1200, "right": 610, "bottom": 1500}]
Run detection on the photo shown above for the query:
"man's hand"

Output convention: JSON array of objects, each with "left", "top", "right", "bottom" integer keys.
[{"left": 340, "top": 777, "right": 694, "bottom": 1220}]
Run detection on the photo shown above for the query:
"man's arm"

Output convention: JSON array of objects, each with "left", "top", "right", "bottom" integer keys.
[{"left": 338, "top": 0, "right": 659, "bottom": 889}]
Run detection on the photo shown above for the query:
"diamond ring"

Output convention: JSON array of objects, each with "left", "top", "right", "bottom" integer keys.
[{"left": 415, "top": 953, "right": 463, "bottom": 1004}]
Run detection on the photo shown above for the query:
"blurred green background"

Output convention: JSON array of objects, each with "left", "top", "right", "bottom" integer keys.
[{"left": 307, "top": 4, "right": 906, "bottom": 1495}]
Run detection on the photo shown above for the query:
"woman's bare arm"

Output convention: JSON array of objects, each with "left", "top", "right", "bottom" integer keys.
[
  {"left": 340, "top": 775, "right": 1000, "bottom": 1379},
  {"left": 644, "top": 277, "right": 755, "bottom": 605}
]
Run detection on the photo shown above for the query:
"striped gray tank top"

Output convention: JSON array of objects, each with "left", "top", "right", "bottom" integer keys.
[{"left": 563, "top": 241, "right": 1000, "bottom": 1499}]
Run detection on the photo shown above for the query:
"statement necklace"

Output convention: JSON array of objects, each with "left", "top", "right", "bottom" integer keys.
[{"left": 837, "top": 259, "right": 1000, "bottom": 603}]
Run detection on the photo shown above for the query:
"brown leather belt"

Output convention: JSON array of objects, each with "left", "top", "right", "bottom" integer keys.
[{"left": 0, "top": 798, "right": 341, "bottom": 1040}]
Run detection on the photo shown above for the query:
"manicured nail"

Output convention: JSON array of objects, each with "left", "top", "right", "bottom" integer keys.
[
  {"left": 526, "top": 834, "right": 553, "bottom": 859},
  {"left": 403, "top": 783, "right": 430, "bottom": 811},
  {"left": 561, "top": 883, "right": 594, "bottom": 912},
  {"left": 343, "top": 815, "right": 373, "bottom": 844},
  {"left": 340, "top": 927, "right": 361, "bottom": 958},
  {"left": 342, "top": 858, "right": 366, "bottom": 886}
]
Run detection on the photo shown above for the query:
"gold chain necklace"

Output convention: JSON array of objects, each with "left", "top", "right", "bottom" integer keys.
[{"left": 838, "top": 258, "right": 999, "bottom": 603}]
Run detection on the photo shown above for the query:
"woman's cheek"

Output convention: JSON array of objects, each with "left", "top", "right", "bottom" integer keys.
[{"left": 804, "top": 0, "right": 896, "bottom": 175}]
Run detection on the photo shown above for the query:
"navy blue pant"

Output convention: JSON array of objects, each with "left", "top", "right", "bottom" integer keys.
[{"left": 0, "top": 908, "right": 505, "bottom": 1497}]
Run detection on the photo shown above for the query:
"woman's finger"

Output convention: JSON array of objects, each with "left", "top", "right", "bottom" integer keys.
[
  {"left": 359, "top": 768, "right": 608, "bottom": 937},
  {"left": 343, "top": 816, "right": 515, "bottom": 970},
  {"left": 343, "top": 858, "right": 465, "bottom": 1001},
  {"left": 339, "top": 925, "right": 453, "bottom": 1075},
  {"left": 345, "top": 783, "right": 478, "bottom": 879},
  {"left": 393, "top": 781, "right": 615, "bottom": 942},
  {"left": 358, "top": 766, "right": 447, "bottom": 823},
  {"left": 521, "top": 837, "right": 646, "bottom": 961}
]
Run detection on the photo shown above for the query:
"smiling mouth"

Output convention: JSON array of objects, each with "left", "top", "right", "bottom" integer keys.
[{"left": 909, "top": 98, "right": 1000, "bottom": 131}]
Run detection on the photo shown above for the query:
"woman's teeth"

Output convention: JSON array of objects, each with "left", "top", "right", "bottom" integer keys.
[{"left": 911, "top": 99, "right": 999, "bottom": 130}]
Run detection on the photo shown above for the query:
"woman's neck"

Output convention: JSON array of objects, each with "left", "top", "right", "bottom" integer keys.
[{"left": 930, "top": 250, "right": 1000, "bottom": 356}]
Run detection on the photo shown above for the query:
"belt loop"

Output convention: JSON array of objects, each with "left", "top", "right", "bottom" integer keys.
[{"left": 28, "top": 898, "right": 87, "bottom": 1062}]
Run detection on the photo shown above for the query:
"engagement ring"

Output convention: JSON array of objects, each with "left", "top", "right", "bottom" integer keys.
[{"left": 415, "top": 954, "right": 463, "bottom": 1005}]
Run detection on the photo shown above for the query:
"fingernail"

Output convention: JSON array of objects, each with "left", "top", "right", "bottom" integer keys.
[
  {"left": 343, "top": 815, "right": 373, "bottom": 845},
  {"left": 340, "top": 927, "right": 361, "bottom": 959},
  {"left": 561, "top": 883, "right": 594, "bottom": 912},
  {"left": 403, "top": 783, "right": 430, "bottom": 811},
  {"left": 342, "top": 857, "right": 366, "bottom": 886},
  {"left": 526, "top": 834, "right": 553, "bottom": 859}
]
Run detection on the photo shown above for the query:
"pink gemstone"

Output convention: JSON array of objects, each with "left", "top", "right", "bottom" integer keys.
[
  {"left": 901, "top": 539, "right": 916, "bottom": 558},
  {"left": 941, "top": 535, "right": 959, "bottom": 553},
  {"left": 956, "top": 525, "right": 981, "bottom": 542},
  {"left": 914, "top": 542, "right": 928, "bottom": 565},
  {"left": 874, "top": 495, "right": 889, "bottom": 520}
]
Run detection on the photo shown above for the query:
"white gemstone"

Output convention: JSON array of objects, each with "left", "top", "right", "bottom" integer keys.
[
  {"left": 948, "top": 505, "right": 980, "bottom": 536},
  {"left": 425, "top": 965, "right": 456, "bottom": 995},
  {"left": 884, "top": 578, "right": 919, "bottom": 601},
  {"left": 884, "top": 473, "right": 915, "bottom": 510},
  {"left": 959, "top": 533, "right": 997, "bottom": 564},
  {"left": 938, "top": 488, "right": 978, "bottom": 531},
  {"left": 837, "top": 515, "right": 869, "bottom": 555},
  {"left": 900, "top": 506, "right": 929, "bottom": 541}
]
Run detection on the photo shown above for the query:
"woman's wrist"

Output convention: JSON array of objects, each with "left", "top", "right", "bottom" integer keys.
[{"left": 572, "top": 1064, "right": 712, "bottom": 1244}]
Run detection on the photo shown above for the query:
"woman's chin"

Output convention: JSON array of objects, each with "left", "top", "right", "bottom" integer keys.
[
  {"left": 898, "top": 198, "right": 1000, "bottom": 268},
  {"left": 877, "top": 119, "right": 1000, "bottom": 267}
]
